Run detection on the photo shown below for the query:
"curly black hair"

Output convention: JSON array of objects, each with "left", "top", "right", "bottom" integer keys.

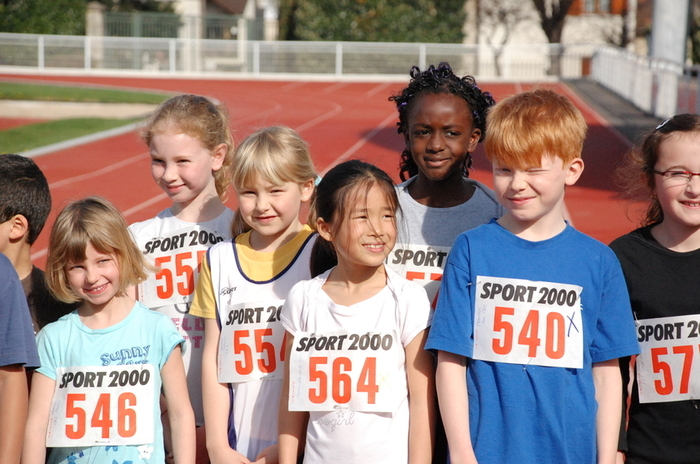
[{"left": 389, "top": 62, "right": 495, "bottom": 181}]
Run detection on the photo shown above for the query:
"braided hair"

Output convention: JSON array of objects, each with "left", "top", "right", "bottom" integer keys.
[{"left": 389, "top": 62, "right": 495, "bottom": 181}]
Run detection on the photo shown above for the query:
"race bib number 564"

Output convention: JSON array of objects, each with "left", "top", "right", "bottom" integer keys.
[
  {"left": 47, "top": 365, "right": 155, "bottom": 447},
  {"left": 288, "top": 330, "right": 405, "bottom": 413},
  {"left": 473, "top": 276, "right": 584, "bottom": 369}
]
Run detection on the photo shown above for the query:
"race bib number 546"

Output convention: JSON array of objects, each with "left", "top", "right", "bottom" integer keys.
[
  {"left": 47, "top": 365, "right": 155, "bottom": 447},
  {"left": 473, "top": 276, "right": 584, "bottom": 369}
]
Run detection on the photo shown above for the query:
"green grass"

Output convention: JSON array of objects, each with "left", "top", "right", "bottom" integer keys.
[
  {"left": 0, "top": 118, "right": 141, "bottom": 153},
  {"left": 0, "top": 82, "right": 168, "bottom": 104}
]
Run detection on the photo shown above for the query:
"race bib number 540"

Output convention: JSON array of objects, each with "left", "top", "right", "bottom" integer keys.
[
  {"left": 473, "top": 276, "right": 584, "bottom": 369},
  {"left": 288, "top": 331, "right": 405, "bottom": 413},
  {"left": 47, "top": 365, "right": 155, "bottom": 447}
]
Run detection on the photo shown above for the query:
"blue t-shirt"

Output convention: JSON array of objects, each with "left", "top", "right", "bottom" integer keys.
[
  {"left": 36, "top": 302, "right": 183, "bottom": 464},
  {"left": 0, "top": 253, "right": 39, "bottom": 368},
  {"left": 426, "top": 220, "right": 639, "bottom": 464}
]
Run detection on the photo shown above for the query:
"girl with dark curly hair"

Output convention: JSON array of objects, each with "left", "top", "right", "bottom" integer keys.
[{"left": 387, "top": 62, "right": 501, "bottom": 306}]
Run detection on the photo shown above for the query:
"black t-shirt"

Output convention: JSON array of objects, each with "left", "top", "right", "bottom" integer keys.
[
  {"left": 610, "top": 225, "right": 700, "bottom": 464},
  {"left": 21, "top": 266, "right": 77, "bottom": 333}
]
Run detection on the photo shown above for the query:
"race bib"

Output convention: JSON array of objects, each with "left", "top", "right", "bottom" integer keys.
[
  {"left": 47, "top": 365, "right": 155, "bottom": 447},
  {"left": 636, "top": 314, "right": 700, "bottom": 403},
  {"left": 218, "top": 301, "right": 286, "bottom": 383},
  {"left": 473, "top": 276, "right": 584, "bottom": 369},
  {"left": 139, "top": 226, "right": 225, "bottom": 308},
  {"left": 388, "top": 244, "right": 450, "bottom": 306},
  {"left": 288, "top": 330, "right": 405, "bottom": 413}
]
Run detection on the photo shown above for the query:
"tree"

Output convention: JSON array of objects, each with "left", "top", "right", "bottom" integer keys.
[
  {"left": 531, "top": 0, "right": 575, "bottom": 75},
  {"left": 479, "top": 0, "right": 536, "bottom": 76},
  {"left": 531, "top": 0, "right": 575, "bottom": 43},
  {"left": 279, "top": 0, "right": 466, "bottom": 43},
  {"left": 0, "top": 0, "right": 86, "bottom": 34}
]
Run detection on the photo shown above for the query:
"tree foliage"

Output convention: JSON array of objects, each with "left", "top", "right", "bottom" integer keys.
[
  {"left": 279, "top": 0, "right": 466, "bottom": 43},
  {"left": 0, "top": 0, "right": 86, "bottom": 34}
]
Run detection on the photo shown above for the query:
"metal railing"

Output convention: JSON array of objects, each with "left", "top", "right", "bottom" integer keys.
[
  {"left": 591, "top": 45, "right": 694, "bottom": 119},
  {"left": 0, "top": 32, "right": 596, "bottom": 81},
  {"left": 103, "top": 12, "right": 262, "bottom": 41}
]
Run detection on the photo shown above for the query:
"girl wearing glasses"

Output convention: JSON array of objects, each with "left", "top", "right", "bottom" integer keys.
[{"left": 610, "top": 114, "right": 700, "bottom": 464}]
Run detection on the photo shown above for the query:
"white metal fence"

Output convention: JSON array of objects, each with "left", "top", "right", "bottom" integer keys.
[
  {"left": 0, "top": 32, "right": 595, "bottom": 81},
  {"left": 591, "top": 45, "right": 698, "bottom": 119}
]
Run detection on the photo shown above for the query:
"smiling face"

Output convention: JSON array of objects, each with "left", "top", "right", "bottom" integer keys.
[
  {"left": 149, "top": 129, "right": 224, "bottom": 213},
  {"left": 236, "top": 176, "right": 314, "bottom": 251},
  {"left": 493, "top": 155, "right": 583, "bottom": 237},
  {"left": 318, "top": 183, "right": 397, "bottom": 272},
  {"left": 654, "top": 132, "right": 700, "bottom": 232},
  {"left": 405, "top": 92, "right": 481, "bottom": 183},
  {"left": 65, "top": 242, "right": 121, "bottom": 312}
]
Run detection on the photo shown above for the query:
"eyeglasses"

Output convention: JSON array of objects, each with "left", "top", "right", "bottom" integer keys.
[{"left": 653, "top": 169, "right": 700, "bottom": 183}]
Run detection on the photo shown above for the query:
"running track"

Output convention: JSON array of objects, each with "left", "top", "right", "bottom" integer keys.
[{"left": 0, "top": 74, "right": 643, "bottom": 267}]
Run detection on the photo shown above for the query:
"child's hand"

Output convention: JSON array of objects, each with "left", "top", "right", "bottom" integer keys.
[{"left": 254, "top": 444, "right": 279, "bottom": 464}]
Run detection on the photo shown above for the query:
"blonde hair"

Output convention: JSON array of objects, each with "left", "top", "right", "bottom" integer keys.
[
  {"left": 230, "top": 126, "right": 317, "bottom": 236},
  {"left": 46, "top": 197, "right": 151, "bottom": 304},
  {"left": 143, "top": 94, "right": 235, "bottom": 200},
  {"left": 485, "top": 89, "right": 587, "bottom": 168}
]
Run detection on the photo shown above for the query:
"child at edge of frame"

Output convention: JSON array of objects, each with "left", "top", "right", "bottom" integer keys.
[
  {"left": 610, "top": 114, "right": 700, "bottom": 464},
  {"left": 425, "top": 89, "right": 640, "bottom": 464}
]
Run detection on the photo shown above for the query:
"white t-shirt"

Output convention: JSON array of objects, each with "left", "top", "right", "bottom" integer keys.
[
  {"left": 280, "top": 267, "right": 432, "bottom": 464},
  {"left": 129, "top": 207, "right": 234, "bottom": 425}
]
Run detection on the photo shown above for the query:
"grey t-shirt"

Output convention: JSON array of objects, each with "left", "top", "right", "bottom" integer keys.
[{"left": 388, "top": 176, "right": 503, "bottom": 303}]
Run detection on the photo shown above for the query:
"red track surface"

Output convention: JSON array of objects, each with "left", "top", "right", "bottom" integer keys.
[
  {"left": 0, "top": 117, "right": 45, "bottom": 130},
  {"left": 0, "top": 74, "right": 645, "bottom": 267}
]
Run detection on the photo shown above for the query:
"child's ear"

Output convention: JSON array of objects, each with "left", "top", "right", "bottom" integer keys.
[
  {"left": 300, "top": 178, "right": 315, "bottom": 202},
  {"left": 211, "top": 143, "right": 227, "bottom": 171},
  {"left": 316, "top": 217, "right": 333, "bottom": 242},
  {"left": 565, "top": 158, "right": 584, "bottom": 186},
  {"left": 6, "top": 214, "right": 29, "bottom": 241},
  {"left": 468, "top": 127, "right": 482, "bottom": 152}
]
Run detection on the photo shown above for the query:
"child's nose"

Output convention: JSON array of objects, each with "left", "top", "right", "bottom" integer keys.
[
  {"left": 510, "top": 171, "right": 527, "bottom": 190},
  {"left": 162, "top": 162, "right": 178, "bottom": 181},
  {"left": 84, "top": 266, "right": 99, "bottom": 283},
  {"left": 427, "top": 134, "right": 444, "bottom": 152},
  {"left": 255, "top": 195, "right": 270, "bottom": 211},
  {"left": 686, "top": 175, "right": 700, "bottom": 194}
]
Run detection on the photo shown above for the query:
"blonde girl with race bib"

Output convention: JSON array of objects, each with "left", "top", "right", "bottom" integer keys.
[
  {"left": 129, "top": 94, "right": 235, "bottom": 463},
  {"left": 190, "top": 126, "right": 317, "bottom": 464},
  {"left": 278, "top": 160, "right": 435, "bottom": 464},
  {"left": 23, "top": 197, "right": 195, "bottom": 464},
  {"left": 611, "top": 114, "right": 700, "bottom": 464}
]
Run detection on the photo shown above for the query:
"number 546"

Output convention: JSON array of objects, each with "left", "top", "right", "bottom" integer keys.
[{"left": 65, "top": 393, "right": 137, "bottom": 440}]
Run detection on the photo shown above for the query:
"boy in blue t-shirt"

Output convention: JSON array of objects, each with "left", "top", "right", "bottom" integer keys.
[{"left": 426, "top": 89, "right": 639, "bottom": 464}]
